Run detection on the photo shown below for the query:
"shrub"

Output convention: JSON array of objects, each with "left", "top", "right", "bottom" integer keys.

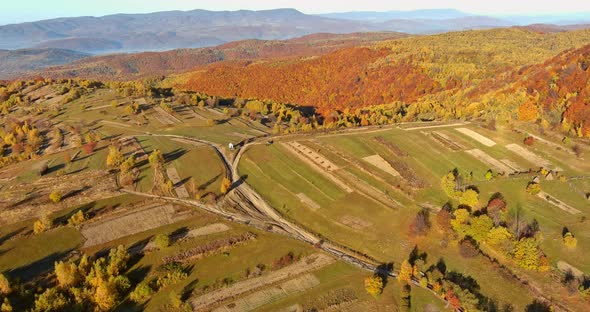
[
  {"left": 563, "top": 232, "right": 577, "bottom": 248},
  {"left": 68, "top": 210, "right": 86, "bottom": 226},
  {"left": 409, "top": 209, "right": 431, "bottom": 237},
  {"left": 526, "top": 182, "right": 541, "bottom": 195},
  {"left": 129, "top": 282, "right": 154, "bottom": 303},
  {"left": 49, "top": 191, "right": 62, "bottom": 203},
  {"left": 154, "top": 233, "right": 170, "bottom": 250},
  {"left": 523, "top": 136, "right": 535, "bottom": 146},
  {"left": 459, "top": 237, "right": 480, "bottom": 258},
  {"left": 272, "top": 252, "right": 297, "bottom": 270}
]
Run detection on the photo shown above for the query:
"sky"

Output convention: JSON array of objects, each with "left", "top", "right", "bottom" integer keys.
[{"left": 2, "top": 0, "right": 590, "bottom": 25}]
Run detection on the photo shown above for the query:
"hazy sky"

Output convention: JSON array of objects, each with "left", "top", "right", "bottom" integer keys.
[{"left": 2, "top": 0, "right": 590, "bottom": 25}]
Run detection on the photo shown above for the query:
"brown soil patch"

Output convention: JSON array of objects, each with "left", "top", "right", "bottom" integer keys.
[
  {"left": 187, "top": 223, "right": 230, "bottom": 237},
  {"left": 465, "top": 149, "right": 515, "bottom": 174},
  {"left": 430, "top": 131, "right": 465, "bottom": 151},
  {"left": 387, "top": 159, "right": 427, "bottom": 189},
  {"left": 163, "top": 232, "right": 257, "bottom": 264},
  {"left": 373, "top": 136, "right": 408, "bottom": 157},
  {"left": 190, "top": 253, "right": 335, "bottom": 311},
  {"left": 285, "top": 141, "right": 339, "bottom": 171},
  {"left": 282, "top": 142, "right": 353, "bottom": 193},
  {"left": 81, "top": 202, "right": 194, "bottom": 247},
  {"left": 362, "top": 154, "right": 400, "bottom": 177},
  {"left": 456, "top": 128, "right": 496, "bottom": 147},
  {"left": 215, "top": 274, "right": 320, "bottom": 312},
  {"left": 557, "top": 261, "right": 585, "bottom": 278},
  {"left": 505, "top": 144, "right": 561, "bottom": 171},
  {"left": 339, "top": 215, "right": 373, "bottom": 230},
  {"left": 153, "top": 106, "right": 181, "bottom": 125},
  {"left": 100, "top": 120, "right": 132, "bottom": 128},
  {"left": 166, "top": 167, "right": 190, "bottom": 198}
]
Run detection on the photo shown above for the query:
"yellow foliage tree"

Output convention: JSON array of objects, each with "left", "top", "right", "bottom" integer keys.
[
  {"left": 55, "top": 261, "right": 81, "bottom": 287},
  {"left": 106, "top": 146, "right": 123, "bottom": 168},
  {"left": 364, "top": 275, "right": 383, "bottom": 298},
  {"left": 397, "top": 260, "right": 413, "bottom": 283},
  {"left": 94, "top": 279, "right": 118, "bottom": 311}
]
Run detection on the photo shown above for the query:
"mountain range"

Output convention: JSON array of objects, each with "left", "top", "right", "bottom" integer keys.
[{"left": 2, "top": 8, "right": 590, "bottom": 55}]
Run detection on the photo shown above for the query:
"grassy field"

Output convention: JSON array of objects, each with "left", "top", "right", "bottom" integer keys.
[
  {"left": 238, "top": 123, "right": 590, "bottom": 310},
  {"left": 134, "top": 136, "right": 226, "bottom": 195}
]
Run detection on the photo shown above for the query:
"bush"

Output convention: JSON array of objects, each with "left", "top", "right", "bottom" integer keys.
[
  {"left": 154, "top": 233, "right": 170, "bottom": 250},
  {"left": 563, "top": 232, "right": 577, "bottom": 248},
  {"left": 49, "top": 191, "right": 62, "bottom": 203},
  {"left": 523, "top": 136, "right": 535, "bottom": 146},
  {"left": 459, "top": 237, "right": 479, "bottom": 258},
  {"left": 68, "top": 210, "right": 86, "bottom": 226},
  {"left": 129, "top": 282, "right": 154, "bottom": 303},
  {"left": 526, "top": 182, "right": 541, "bottom": 195}
]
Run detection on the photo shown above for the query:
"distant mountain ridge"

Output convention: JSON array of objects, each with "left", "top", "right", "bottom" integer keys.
[
  {"left": 3, "top": 8, "right": 590, "bottom": 55},
  {"left": 0, "top": 9, "right": 373, "bottom": 53},
  {"left": 0, "top": 48, "right": 88, "bottom": 78},
  {"left": 319, "top": 9, "right": 471, "bottom": 22},
  {"left": 23, "top": 32, "right": 406, "bottom": 80}
]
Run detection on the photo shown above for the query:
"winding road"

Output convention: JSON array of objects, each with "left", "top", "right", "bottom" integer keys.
[{"left": 122, "top": 129, "right": 455, "bottom": 310}]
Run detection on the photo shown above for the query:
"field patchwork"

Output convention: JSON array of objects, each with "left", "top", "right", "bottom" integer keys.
[
  {"left": 190, "top": 253, "right": 335, "bottom": 311},
  {"left": 282, "top": 142, "right": 353, "bottom": 193},
  {"left": 505, "top": 143, "right": 560, "bottom": 171},
  {"left": 465, "top": 149, "right": 516, "bottom": 174},
  {"left": 166, "top": 167, "right": 190, "bottom": 198},
  {"left": 213, "top": 274, "right": 320, "bottom": 312}
]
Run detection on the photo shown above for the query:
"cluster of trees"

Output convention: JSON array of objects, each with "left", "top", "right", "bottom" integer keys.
[
  {"left": 30, "top": 245, "right": 130, "bottom": 311},
  {"left": 440, "top": 169, "right": 480, "bottom": 207},
  {"left": 438, "top": 188, "right": 550, "bottom": 272},
  {"left": 364, "top": 246, "right": 518, "bottom": 311},
  {"left": 106, "top": 144, "right": 138, "bottom": 187},
  {"left": 0, "top": 119, "right": 43, "bottom": 168}
]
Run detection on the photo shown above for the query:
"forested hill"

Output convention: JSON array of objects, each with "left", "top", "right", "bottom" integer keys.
[
  {"left": 27, "top": 32, "right": 406, "bottom": 80},
  {"left": 182, "top": 28, "right": 590, "bottom": 137}
]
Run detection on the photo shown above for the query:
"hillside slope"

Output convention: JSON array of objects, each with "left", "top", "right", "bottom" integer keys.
[
  {"left": 30, "top": 32, "right": 406, "bottom": 80},
  {"left": 183, "top": 29, "right": 590, "bottom": 112}
]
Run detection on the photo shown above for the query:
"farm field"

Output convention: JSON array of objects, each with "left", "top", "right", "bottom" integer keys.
[
  {"left": 239, "top": 122, "right": 590, "bottom": 311},
  {"left": 2, "top": 75, "right": 590, "bottom": 312}
]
